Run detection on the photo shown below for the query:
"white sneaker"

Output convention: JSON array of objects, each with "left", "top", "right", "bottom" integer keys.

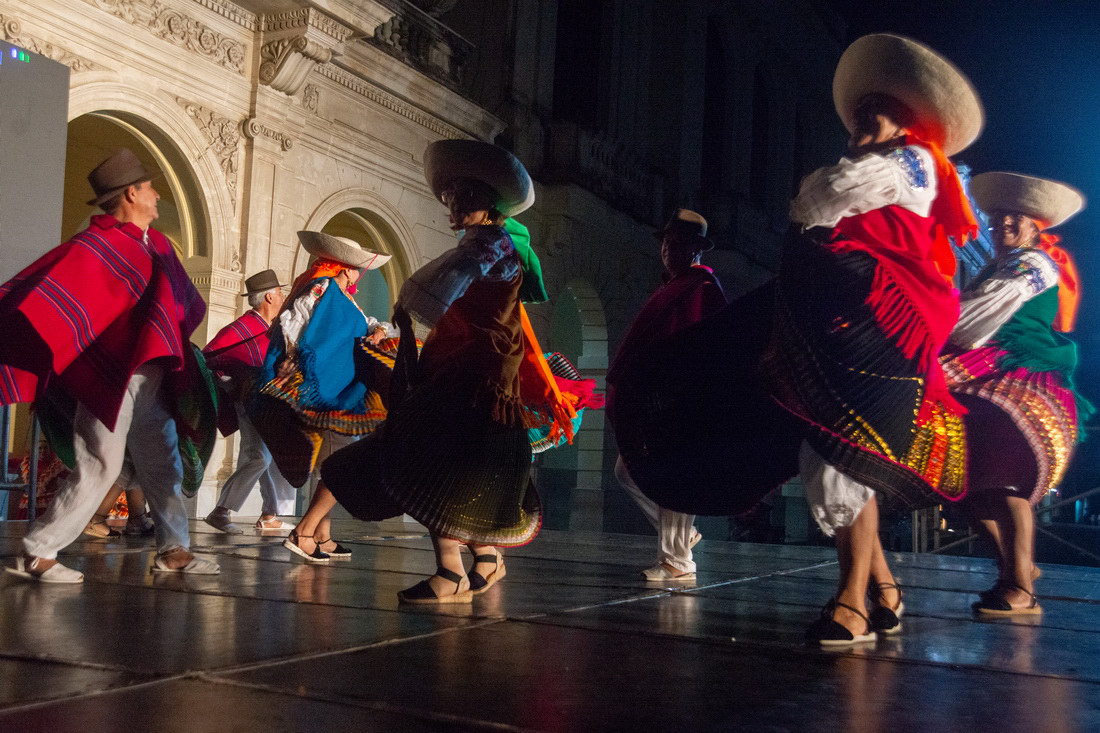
[
  {"left": 642, "top": 564, "right": 696, "bottom": 582},
  {"left": 204, "top": 511, "right": 244, "bottom": 535},
  {"left": 254, "top": 517, "right": 290, "bottom": 531},
  {"left": 5, "top": 557, "right": 84, "bottom": 584}
]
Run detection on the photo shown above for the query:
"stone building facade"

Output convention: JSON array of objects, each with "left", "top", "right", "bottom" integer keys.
[{"left": 4, "top": 0, "right": 844, "bottom": 531}]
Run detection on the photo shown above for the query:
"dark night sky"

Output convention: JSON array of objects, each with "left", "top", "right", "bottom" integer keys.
[{"left": 829, "top": 0, "right": 1100, "bottom": 485}]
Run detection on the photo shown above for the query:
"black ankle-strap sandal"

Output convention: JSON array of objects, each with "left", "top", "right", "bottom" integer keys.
[
  {"left": 398, "top": 567, "right": 473, "bottom": 605},
  {"left": 868, "top": 582, "right": 904, "bottom": 634},
  {"left": 973, "top": 583, "right": 1042, "bottom": 616},
  {"left": 467, "top": 553, "right": 498, "bottom": 591},
  {"left": 806, "top": 599, "right": 877, "bottom": 646},
  {"left": 315, "top": 536, "right": 352, "bottom": 558},
  {"left": 283, "top": 531, "right": 330, "bottom": 562}
]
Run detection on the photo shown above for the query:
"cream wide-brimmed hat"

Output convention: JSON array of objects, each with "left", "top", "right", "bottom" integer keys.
[
  {"left": 970, "top": 172, "right": 1086, "bottom": 229},
  {"left": 296, "top": 231, "right": 391, "bottom": 270},
  {"left": 833, "top": 34, "right": 984, "bottom": 156},
  {"left": 424, "top": 139, "right": 534, "bottom": 217}
]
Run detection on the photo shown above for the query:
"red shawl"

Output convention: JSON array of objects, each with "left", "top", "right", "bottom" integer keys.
[
  {"left": 0, "top": 215, "right": 205, "bottom": 429},
  {"left": 828, "top": 141, "right": 977, "bottom": 416}
]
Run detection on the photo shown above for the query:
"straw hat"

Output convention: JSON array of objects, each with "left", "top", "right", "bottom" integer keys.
[
  {"left": 833, "top": 34, "right": 983, "bottom": 156},
  {"left": 424, "top": 139, "right": 534, "bottom": 217},
  {"left": 970, "top": 172, "right": 1086, "bottom": 229},
  {"left": 296, "top": 231, "right": 391, "bottom": 270},
  {"left": 86, "top": 148, "right": 161, "bottom": 206}
]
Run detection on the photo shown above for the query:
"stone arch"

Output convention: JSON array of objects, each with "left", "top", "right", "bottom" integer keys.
[
  {"left": 66, "top": 81, "right": 237, "bottom": 270},
  {"left": 539, "top": 277, "right": 609, "bottom": 532},
  {"left": 301, "top": 188, "right": 419, "bottom": 297}
]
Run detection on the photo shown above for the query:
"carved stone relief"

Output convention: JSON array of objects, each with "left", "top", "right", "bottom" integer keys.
[
  {"left": 302, "top": 83, "right": 320, "bottom": 114},
  {"left": 80, "top": 0, "right": 246, "bottom": 73},
  {"left": 258, "top": 36, "right": 331, "bottom": 96},
  {"left": 241, "top": 117, "right": 294, "bottom": 152},
  {"left": 0, "top": 15, "right": 105, "bottom": 71},
  {"left": 172, "top": 95, "right": 241, "bottom": 205}
]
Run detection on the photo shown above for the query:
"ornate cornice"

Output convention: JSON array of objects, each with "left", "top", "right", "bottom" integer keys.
[
  {"left": 80, "top": 0, "right": 246, "bottom": 73},
  {"left": 190, "top": 0, "right": 257, "bottom": 31},
  {"left": 317, "top": 64, "right": 464, "bottom": 139},
  {"left": 242, "top": 117, "right": 294, "bottom": 151},
  {"left": 0, "top": 15, "right": 105, "bottom": 72},
  {"left": 261, "top": 8, "right": 353, "bottom": 42},
  {"left": 172, "top": 95, "right": 242, "bottom": 204}
]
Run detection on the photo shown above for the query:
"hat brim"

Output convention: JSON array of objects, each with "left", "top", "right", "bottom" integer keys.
[
  {"left": 424, "top": 139, "right": 534, "bottom": 217},
  {"left": 652, "top": 229, "right": 715, "bottom": 251},
  {"left": 297, "top": 231, "right": 392, "bottom": 270},
  {"left": 971, "top": 172, "right": 1086, "bottom": 229},
  {"left": 85, "top": 170, "right": 162, "bottom": 207},
  {"left": 833, "top": 34, "right": 983, "bottom": 156},
  {"left": 239, "top": 283, "right": 287, "bottom": 297}
]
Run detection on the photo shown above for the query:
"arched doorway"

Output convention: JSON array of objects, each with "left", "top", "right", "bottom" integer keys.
[
  {"left": 319, "top": 208, "right": 407, "bottom": 321},
  {"left": 62, "top": 112, "right": 210, "bottom": 258},
  {"left": 539, "top": 278, "right": 609, "bottom": 532},
  {"left": 4, "top": 108, "right": 216, "bottom": 517}
]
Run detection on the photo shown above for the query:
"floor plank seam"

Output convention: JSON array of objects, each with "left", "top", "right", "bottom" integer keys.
[{"left": 194, "top": 674, "right": 537, "bottom": 732}]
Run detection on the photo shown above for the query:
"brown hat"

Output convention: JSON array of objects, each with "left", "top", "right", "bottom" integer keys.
[
  {"left": 240, "top": 269, "right": 286, "bottom": 297},
  {"left": 86, "top": 148, "right": 161, "bottom": 207},
  {"left": 653, "top": 209, "right": 714, "bottom": 251}
]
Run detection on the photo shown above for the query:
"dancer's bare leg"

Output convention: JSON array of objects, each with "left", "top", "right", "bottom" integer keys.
[
  {"left": 292, "top": 484, "right": 337, "bottom": 554},
  {"left": 869, "top": 532, "right": 901, "bottom": 611},
  {"left": 832, "top": 496, "right": 879, "bottom": 635},
  {"left": 427, "top": 535, "right": 468, "bottom": 596},
  {"left": 998, "top": 496, "right": 1038, "bottom": 607},
  {"left": 84, "top": 485, "right": 124, "bottom": 537}
]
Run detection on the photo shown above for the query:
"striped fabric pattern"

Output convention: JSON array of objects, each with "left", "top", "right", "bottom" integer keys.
[{"left": 0, "top": 216, "right": 204, "bottom": 430}]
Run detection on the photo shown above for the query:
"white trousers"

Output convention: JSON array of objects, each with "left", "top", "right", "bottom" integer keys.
[
  {"left": 215, "top": 405, "right": 296, "bottom": 516},
  {"left": 799, "top": 441, "right": 875, "bottom": 537},
  {"left": 24, "top": 365, "right": 191, "bottom": 559},
  {"left": 615, "top": 455, "right": 697, "bottom": 573}
]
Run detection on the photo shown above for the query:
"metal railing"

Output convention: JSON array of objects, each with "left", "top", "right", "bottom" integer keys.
[
  {"left": 0, "top": 404, "right": 39, "bottom": 521},
  {"left": 924, "top": 486, "right": 1100, "bottom": 565}
]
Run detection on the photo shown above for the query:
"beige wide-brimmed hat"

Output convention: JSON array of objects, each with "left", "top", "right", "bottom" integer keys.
[
  {"left": 970, "top": 172, "right": 1086, "bottom": 229},
  {"left": 833, "top": 34, "right": 984, "bottom": 156},
  {"left": 297, "top": 231, "right": 391, "bottom": 270},
  {"left": 424, "top": 139, "right": 534, "bottom": 217}
]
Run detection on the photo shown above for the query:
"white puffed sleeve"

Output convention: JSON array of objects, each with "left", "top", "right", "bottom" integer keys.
[
  {"left": 790, "top": 145, "right": 937, "bottom": 229},
  {"left": 279, "top": 278, "right": 329, "bottom": 356},
  {"left": 951, "top": 249, "right": 1060, "bottom": 349}
]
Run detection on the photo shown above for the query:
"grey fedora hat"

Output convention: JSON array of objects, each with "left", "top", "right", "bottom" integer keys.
[{"left": 86, "top": 148, "right": 161, "bottom": 206}]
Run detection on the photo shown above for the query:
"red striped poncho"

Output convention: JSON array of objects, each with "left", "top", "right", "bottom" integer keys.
[
  {"left": 203, "top": 309, "right": 270, "bottom": 434},
  {"left": 0, "top": 214, "right": 205, "bottom": 430}
]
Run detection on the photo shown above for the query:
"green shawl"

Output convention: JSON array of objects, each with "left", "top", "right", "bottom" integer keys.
[{"left": 503, "top": 217, "right": 549, "bottom": 304}]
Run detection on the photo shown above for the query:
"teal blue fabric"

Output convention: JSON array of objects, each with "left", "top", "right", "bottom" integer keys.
[{"left": 259, "top": 278, "right": 370, "bottom": 413}]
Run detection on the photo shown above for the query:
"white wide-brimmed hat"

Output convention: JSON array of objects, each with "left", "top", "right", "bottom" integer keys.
[
  {"left": 970, "top": 172, "right": 1086, "bottom": 229},
  {"left": 833, "top": 34, "right": 983, "bottom": 156},
  {"left": 424, "top": 139, "right": 534, "bottom": 217},
  {"left": 297, "top": 231, "right": 391, "bottom": 270}
]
